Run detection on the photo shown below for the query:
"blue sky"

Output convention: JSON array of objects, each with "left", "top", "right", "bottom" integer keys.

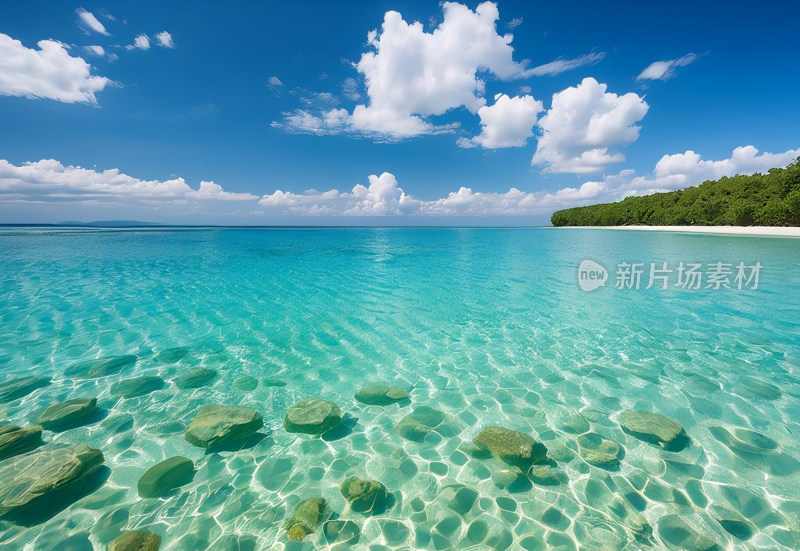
[{"left": 1, "top": 0, "right": 798, "bottom": 225}]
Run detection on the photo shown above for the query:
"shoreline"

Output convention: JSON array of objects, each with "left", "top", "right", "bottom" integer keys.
[{"left": 560, "top": 225, "right": 800, "bottom": 237}]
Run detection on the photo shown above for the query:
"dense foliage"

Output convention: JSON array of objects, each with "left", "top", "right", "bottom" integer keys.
[{"left": 551, "top": 158, "right": 800, "bottom": 227}]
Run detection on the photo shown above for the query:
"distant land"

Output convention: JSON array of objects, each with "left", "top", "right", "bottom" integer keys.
[{"left": 552, "top": 158, "right": 800, "bottom": 227}]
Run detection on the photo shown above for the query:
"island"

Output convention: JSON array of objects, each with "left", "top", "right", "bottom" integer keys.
[{"left": 551, "top": 158, "right": 799, "bottom": 227}]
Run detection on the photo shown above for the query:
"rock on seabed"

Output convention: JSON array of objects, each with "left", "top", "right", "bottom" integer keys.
[
  {"left": 184, "top": 405, "right": 263, "bottom": 448},
  {"left": 0, "top": 444, "right": 104, "bottom": 515},
  {"left": 285, "top": 497, "right": 330, "bottom": 541},
  {"left": 355, "top": 383, "right": 410, "bottom": 406},
  {"left": 0, "top": 376, "right": 50, "bottom": 403},
  {"left": 340, "top": 476, "right": 389, "bottom": 513},
  {"left": 0, "top": 425, "right": 43, "bottom": 461},
  {"left": 473, "top": 427, "right": 549, "bottom": 469},
  {"left": 284, "top": 398, "right": 343, "bottom": 435},
  {"left": 109, "top": 530, "right": 162, "bottom": 551},
  {"left": 35, "top": 398, "right": 99, "bottom": 431},
  {"left": 138, "top": 456, "right": 195, "bottom": 498},
  {"left": 618, "top": 410, "right": 687, "bottom": 450}
]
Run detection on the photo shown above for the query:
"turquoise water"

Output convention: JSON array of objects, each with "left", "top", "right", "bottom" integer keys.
[{"left": 0, "top": 227, "right": 799, "bottom": 550}]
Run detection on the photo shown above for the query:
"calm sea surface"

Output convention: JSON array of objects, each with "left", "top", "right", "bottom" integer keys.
[{"left": 0, "top": 227, "right": 798, "bottom": 550}]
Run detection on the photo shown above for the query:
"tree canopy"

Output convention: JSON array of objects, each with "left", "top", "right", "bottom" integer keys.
[{"left": 551, "top": 158, "right": 800, "bottom": 227}]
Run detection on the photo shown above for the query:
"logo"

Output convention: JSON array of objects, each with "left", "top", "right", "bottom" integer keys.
[{"left": 578, "top": 259, "right": 608, "bottom": 291}]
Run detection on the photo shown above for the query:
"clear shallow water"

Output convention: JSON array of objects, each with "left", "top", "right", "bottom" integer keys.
[{"left": 0, "top": 227, "right": 798, "bottom": 550}]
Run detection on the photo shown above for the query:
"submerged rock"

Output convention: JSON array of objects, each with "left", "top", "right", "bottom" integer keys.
[
  {"left": 323, "top": 520, "right": 360, "bottom": 545},
  {"left": 157, "top": 346, "right": 190, "bottom": 363},
  {"left": 174, "top": 368, "right": 218, "bottom": 390},
  {"left": 577, "top": 432, "right": 623, "bottom": 468},
  {"left": 395, "top": 406, "right": 446, "bottom": 442},
  {"left": 138, "top": 456, "right": 195, "bottom": 498},
  {"left": 35, "top": 398, "right": 99, "bottom": 431},
  {"left": 111, "top": 376, "right": 165, "bottom": 398},
  {"left": 354, "top": 383, "right": 410, "bottom": 406},
  {"left": 233, "top": 376, "right": 259, "bottom": 391},
  {"left": 184, "top": 405, "right": 263, "bottom": 449},
  {"left": 285, "top": 497, "right": 330, "bottom": 541},
  {"left": 284, "top": 398, "right": 342, "bottom": 435},
  {"left": 0, "top": 444, "right": 104, "bottom": 515},
  {"left": 619, "top": 410, "right": 687, "bottom": 450},
  {"left": 109, "top": 530, "right": 161, "bottom": 551},
  {"left": 340, "top": 476, "right": 388, "bottom": 514},
  {"left": 66, "top": 355, "right": 137, "bottom": 379},
  {"left": 0, "top": 376, "right": 50, "bottom": 403},
  {"left": 473, "top": 427, "right": 548, "bottom": 469},
  {"left": 0, "top": 425, "right": 43, "bottom": 460},
  {"left": 529, "top": 465, "right": 563, "bottom": 486}
]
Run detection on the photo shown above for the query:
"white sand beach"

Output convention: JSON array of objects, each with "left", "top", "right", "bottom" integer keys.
[{"left": 564, "top": 226, "right": 800, "bottom": 238}]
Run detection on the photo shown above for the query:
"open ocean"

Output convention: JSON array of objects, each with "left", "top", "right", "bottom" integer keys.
[{"left": 0, "top": 226, "right": 798, "bottom": 550}]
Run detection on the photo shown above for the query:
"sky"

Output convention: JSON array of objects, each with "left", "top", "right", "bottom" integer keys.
[{"left": 1, "top": 0, "right": 799, "bottom": 225}]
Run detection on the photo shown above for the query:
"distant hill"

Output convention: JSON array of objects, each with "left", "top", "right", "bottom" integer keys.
[
  {"left": 56, "top": 221, "right": 165, "bottom": 227},
  {"left": 551, "top": 157, "right": 800, "bottom": 227}
]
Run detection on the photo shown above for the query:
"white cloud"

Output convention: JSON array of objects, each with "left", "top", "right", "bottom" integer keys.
[
  {"left": 531, "top": 77, "right": 649, "bottom": 174},
  {"left": 628, "top": 146, "right": 800, "bottom": 193},
  {"left": 270, "top": 108, "right": 351, "bottom": 136},
  {"left": 127, "top": 34, "right": 150, "bottom": 51},
  {"left": 155, "top": 31, "right": 175, "bottom": 48},
  {"left": 8, "top": 147, "right": 796, "bottom": 219},
  {"left": 84, "top": 45, "right": 105, "bottom": 57},
  {"left": 636, "top": 53, "right": 701, "bottom": 81},
  {"left": 0, "top": 33, "right": 110, "bottom": 104},
  {"left": 550, "top": 145, "right": 800, "bottom": 209},
  {"left": 257, "top": 171, "right": 617, "bottom": 217},
  {"left": 260, "top": 172, "right": 418, "bottom": 215},
  {"left": 76, "top": 8, "right": 109, "bottom": 36},
  {"left": 257, "top": 146, "right": 800, "bottom": 217},
  {"left": 463, "top": 93, "right": 544, "bottom": 148},
  {"left": 300, "top": 91, "right": 339, "bottom": 107},
  {"left": 342, "top": 77, "right": 361, "bottom": 101},
  {"left": 507, "top": 17, "right": 523, "bottom": 30},
  {"left": 268, "top": 76, "right": 284, "bottom": 87},
  {"left": 275, "top": 1, "right": 533, "bottom": 140},
  {"left": 0, "top": 159, "right": 257, "bottom": 203},
  {"left": 520, "top": 52, "right": 606, "bottom": 77},
  {"left": 350, "top": 1, "right": 525, "bottom": 138}
]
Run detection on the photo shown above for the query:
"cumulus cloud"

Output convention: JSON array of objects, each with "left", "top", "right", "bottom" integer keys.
[
  {"left": 0, "top": 159, "right": 257, "bottom": 203},
  {"left": 127, "top": 34, "right": 150, "bottom": 51},
  {"left": 551, "top": 145, "right": 800, "bottom": 209},
  {"left": 84, "top": 45, "right": 105, "bottom": 57},
  {"left": 462, "top": 93, "right": 544, "bottom": 149},
  {"left": 260, "top": 172, "right": 418, "bottom": 215},
  {"left": 531, "top": 77, "right": 649, "bottom": 174},
  {"left": 258, "top": 171, "right": 612, "bottom": 217},
  {"left": 0, "top": 33, "right": 110, "bottom": 104},
  {"left": 76, "top": 8, "right": 109, "bottom": 36},
  {"left": 636, "top": 53, "right": 702, "bottom": 81},
  {"left": 350, "top": 1, "right": 526, "bottom": 138},
  {"left": 521, "top": 52, "right": 606, "bottom": 77},
  {"left": 155, "top": 31, "right": 175, "bottom": 48},
  {"left": 258, "top": 146, "right": 800, "bottom": 217},
  {"left": 274, "top": 2, "right": 541, "bottom": 140}
]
